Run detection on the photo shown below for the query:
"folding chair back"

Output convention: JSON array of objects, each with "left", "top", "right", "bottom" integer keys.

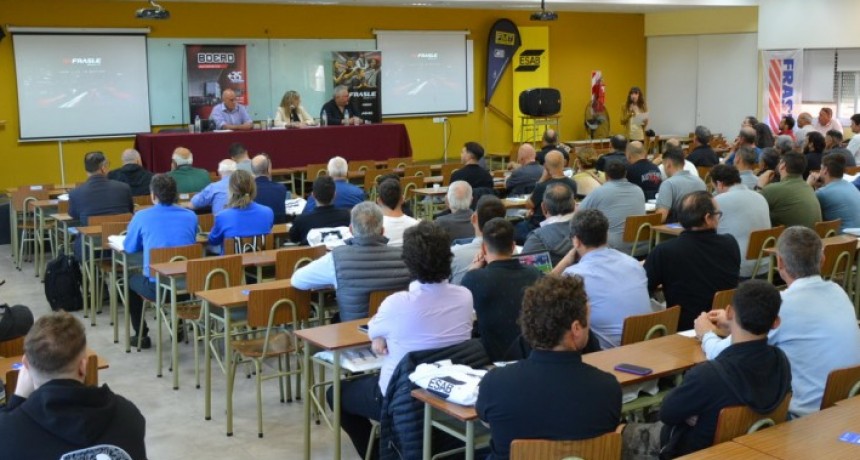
[
  {"left": 713, "top": 392, "right": 791, "bottom": 444},
  {"left": 620, "top": 305, "right": 681, "bottom": 345},
  {"left": 510, "top": 430, "right": 623, "bottom": 460},
  {"left": 186, "top": 255, "right": 244, "bottom": 294},
  {"left": 820, "top": 364, "right": 860, "bottom": 409},
  {"left": 275, "top": 246, "right": 327, "bottom": 280}
]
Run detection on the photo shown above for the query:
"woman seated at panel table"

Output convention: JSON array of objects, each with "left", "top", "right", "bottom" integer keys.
[
  {"left": 274, "top": 90, "right": 315, "bottom": 127},
  {"left": 208, "top": 170, "right": 274, "bottom": 255}
]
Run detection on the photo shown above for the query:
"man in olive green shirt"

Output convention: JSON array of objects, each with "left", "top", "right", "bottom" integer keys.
[
  {"left": 758, "top": 152, "right": 821, "bottom": 228},
  {"left": 168, "top": 147, "right": 211, "bottom": 194}
]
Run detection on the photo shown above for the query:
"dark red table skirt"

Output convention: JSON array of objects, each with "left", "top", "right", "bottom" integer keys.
[{"left": 134, "top": 123, "right": 412, "bottom": 173}]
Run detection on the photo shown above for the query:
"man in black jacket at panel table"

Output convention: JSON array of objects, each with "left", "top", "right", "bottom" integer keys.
[
  {"left": 289, "top": 175, "right": 350, "bottom": 245},
  {"left": 0, "top": 312, "right": 147, "bottom": 459},
  {"left": 621, "top": 280, "right": 791, "bottom": 458},
  {"left": 106, "top": 149, "right": 153, "bottom": 196}
]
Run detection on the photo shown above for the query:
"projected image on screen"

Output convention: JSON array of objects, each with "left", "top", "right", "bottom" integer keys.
[
  {"left": 13, "top": 34, "right": 151, "bottom": 140},
  {"left": 377, "top": 32, "right": 468, "bottom": 116}
]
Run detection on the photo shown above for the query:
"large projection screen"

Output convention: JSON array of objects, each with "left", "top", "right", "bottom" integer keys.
[
  {"left": 376, "top": 31, "right": 469, "bottom": 117},
  {"left": 13, "top": 33, "right": 151, "bottom": 140}
]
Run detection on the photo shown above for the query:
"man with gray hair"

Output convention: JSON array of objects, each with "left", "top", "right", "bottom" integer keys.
[
  {"left": 320, "top": 85, "right": 361, "bottom": 125},
  {"left": 251, "top": 154, "right": 288, "bottom": 224},
  {"left": 292, "top": 201, "right": 410, "bottom": 320},
  {"left": 107, "top": 148, "right": 153, "bottom": 196},
  {"left": 795, "top": 111, "right": 815, "bottom": 140},
  {"left": 578, "top": 161, "right": 645, "bottom": 254},
  {"left": 522, "top": 182, "right": 576, "bottom": 266},
  {"left": 687, "top": 126, "right": 719, "bottom": 167},
  {"left": 168, "top": 147, "right": 210, "bottom": 193},
  {"left": 735, "top": 146, "right": 760, "bottom": 190},
  {"left": 303, "top": 156, "right": 366, "bottom": 213},
  {"left": 725, "top": 126, "right": 760, "bottom": 165},
  {"left": 188, "top": 159, "right": 235, "bottom": 214},
  {"left": 697, "top": 226, "right": 860, "bottom": 418},
  {"left": 505, "top": 143, "right": 542, "bottom": 196},
  {"left": 436, "top": 180, "right": 475, "bottom": 242},
  {"left": 823, "top": 129, "right": 856, "bottom": 167}
]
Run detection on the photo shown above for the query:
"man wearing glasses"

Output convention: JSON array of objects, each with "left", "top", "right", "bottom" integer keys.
[{"left": 645, "top": 191, "right": 740, "bottom": 330}]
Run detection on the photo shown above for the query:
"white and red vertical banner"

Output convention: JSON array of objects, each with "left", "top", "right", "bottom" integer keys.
[{"left": 761, "top": 50, "right": 803, "bottom": 133}]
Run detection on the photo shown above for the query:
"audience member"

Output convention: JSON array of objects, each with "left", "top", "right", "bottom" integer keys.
[
  {"left": 686, "top": 126, "right": 719, "bottom": 167},
  {"left": 330, "top": 221, "right": 473, "bottom": 459},
  {"left": 698, "top": 227, "right": 860, "bottom": 418},
  {"left": 645, "top": 191, "right": 739, "bottom": 329},
  {"left": 774, "top": 134, "right": 796, "bottom": 155},
  {"left": 450, "top": 195, "right": 506, "bottom": 285},
  {"left": 251, "top": 154, "right": 289, "bottom": 224},
  {"left": 802, "top": 131, "right": 826, "bottom": 178},
  {"left": 754, "top": 122, "right": 776, "bottom": 149},
  {"left": 107, "top": 149, "right": 154, "bottom": 196},
  {"left": 813, "top": 107, "right": 843, "bottom": 134},
  {"left": 376, "top": 178, "right": 418, "bottom": 246},
  {"left": 578, "top": 161, "right": 645, "bottom": 254},
  {"left": 69, "top": 151, "right": 134, "bottom": 227},
  {"left": 189, "top": 159, "right": 236, "bottom": 215},
  {"left": 794, "top": 112, "right": 815, "bottom": 140},
  {"left": 536, "top": 129, "right": 570, "bottom": 165},
  {"left": 553, "top": 209, "right": 652, "bottom": 349},
  {"left": 451, "top": 142, "right": 494, "bottom": 190},
  {"left": 595, "top": 135, "right": 628, "bottom": 172},
  {"left": 778, "top": 114, "right": 796, "bottom": 140},
  {"left": 823, "top": 129, "right": 856, "bottom": 167},
  {"left": 725, "top": 126, "right": 760, "bottom": 165},
  {"left": 292, "top": 202, "right": 410, "bottom": 320},
  {"left": 228, "top": 142, "right": 253, "bottom": 173},
  {"left": 709, "top": 164, "right": 772, "bottom": 278},
  {"left": 462, "top": 218, "right": 543, "bottom": 361},
  {"left": 518, "top": 150, "right": 576, "bottom": 243},
  {"left": 0, "top": 312, "right": 147, "bottom": 459},
  {"left": 125, "top": 174, "right": 198, "bottom": 348},
  {"left": 624, "top": 281, "right": 791, "bottom": 458},
  {"left": 848, "top": 114, "right": 860, "bottom": 162},
  {"left": 625, "top": 141, "right": 662, "bottom": 200},
  {"left": 655, "top": 148, "right": 706, "bottom": 223},
  {"left": 522, "top": 183, "right": 575, "bottom": 266},
  {"left": 209, "top": 88, "right": 252, "bottom": 131},
  {"left": 735, "top": 146, "right": 760, "bottom": 190},
  {"left": 436, "top": 181, "right": 476, "bottom": 242},
  {"left": 505, "top": 143, "right": 543, "bottom": 196},
  {"left": 302, "top": 156, "right": 365, "bottom": 213},
  {"left": 807, "top": 154, "right": 860, "bottom": 232},
  {"left": 289, "top": 176, "right": 351, "bottom": 245},
  {"left": 168, "top": 147, "right": 211, "bottom": 194},
  {"left": 758, "top": 152, "right": 822, "bottom": 228},
  {"left": 477, "top": 275, "right": 621, "bottom": 460},
  {"left": 207, "top": 170, "right": 275, "bottom": 255}
]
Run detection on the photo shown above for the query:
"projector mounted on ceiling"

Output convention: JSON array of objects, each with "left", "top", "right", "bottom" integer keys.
[
  {"left": 136, "top": 0, "right": 170, "bottom": 20},
  {"left": 530, "top": 0, "right": 558, "bottom": 21}
]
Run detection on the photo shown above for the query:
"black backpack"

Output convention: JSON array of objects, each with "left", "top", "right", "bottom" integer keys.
[{"left": 44, "top": 253, "right": 83, "bottom": 312}]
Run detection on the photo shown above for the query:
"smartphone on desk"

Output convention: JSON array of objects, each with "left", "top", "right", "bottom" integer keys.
[{"left": 614, "top": 363, "right": 653, "bottom": 376}]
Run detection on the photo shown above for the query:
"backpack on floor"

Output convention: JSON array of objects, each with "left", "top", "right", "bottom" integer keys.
[{"left": 44, "top": 253, "right": 83, "bottom": 312}]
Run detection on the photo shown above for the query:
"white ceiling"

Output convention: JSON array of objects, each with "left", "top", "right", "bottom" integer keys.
[{"left": 158, "top": 0, "right": 758, "bottom": 13}]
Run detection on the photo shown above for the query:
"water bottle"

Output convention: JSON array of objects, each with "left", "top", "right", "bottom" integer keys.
[
  {"left": 266, "top": 117, "right": 272, "bottom": 130},
  {"left": 321, "top": 111, "right": 328, "bottom": 127},
  {"left": 194, "top": 115, "right": 201, "bottom": 133},
  {"left": 343, "top": 109, "right": 349, "bottom": 125}
]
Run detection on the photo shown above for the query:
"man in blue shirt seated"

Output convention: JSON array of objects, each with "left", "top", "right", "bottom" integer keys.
[
  {"left": 477, "top": 275, "right": 622, "bottom": 460},
  {"left": 302, "top": 156, "right": 365, "bottom": 213},
  {"left": 209, "top": 88, "right": 252, "bottom": 131},
  {"left": 124, "top": 174, "right": 199, "bottom": 349},
  {"left": 807, "top": 154, "right": 860, "bottom": 232},
  {"left": 251, "top": 154, "right": 288, "bottom": 224},
  {"left": 189, "top": 159, "right": 235, "bottom": 215}
]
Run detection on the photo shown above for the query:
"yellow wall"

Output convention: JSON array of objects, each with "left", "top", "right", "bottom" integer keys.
[
  {"left": 644, "top": 6, "right": 758, "bottom": 37},
  {"left": 0, "top": 0, "right": 644, "bottom": 187}
]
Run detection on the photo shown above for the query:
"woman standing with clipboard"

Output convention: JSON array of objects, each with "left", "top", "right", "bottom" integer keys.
[{"left": 621, "top": 86, "right": 649, "bottom": 141}]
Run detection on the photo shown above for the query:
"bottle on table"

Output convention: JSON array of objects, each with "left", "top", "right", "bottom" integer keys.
[
  {"left": 194, "top": 115, "right": 201, "bottom": 133},
  {"left": 321, "top": 111, "right": 328, "bottom": 126},
  {"left": 343, "top": 109, "right": 350, "bottom": 125}
]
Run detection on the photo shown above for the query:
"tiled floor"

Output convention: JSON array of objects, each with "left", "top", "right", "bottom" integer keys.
[{"left": 1, "top": 245, "right": 360, "bottom": 460}]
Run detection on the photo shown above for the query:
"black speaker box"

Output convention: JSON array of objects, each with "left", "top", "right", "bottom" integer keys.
[{"left": 519, "top": 88, "right": 561, "bottom": 117}]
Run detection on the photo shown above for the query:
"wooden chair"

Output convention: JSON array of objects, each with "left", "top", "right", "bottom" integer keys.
[
  {"left": 440, "top": 163, "right": 460, "bottom": 186},
  {"left": 88, "top": 213, "right": 133, "bottom": 226},
  {"left": 401, "top": 176, "right": 424, "bottom": 210},
  {"left": 712, "top": 392, "right": 792, "bottom": 444},
  {"left": 302, "top": 163, "right": 329, "bottom": 197},
  {"left": 815, "top": 219, "right": 841, "bottom": 238},
  {"left": 363, "top": 168, "right": 395, "bottom": 202},
  {"left": 697, "top": 165, "right": 712, "bottom": 181},
  {"left": 12, "top": 188, "right": 51, "bottom": 269},
  {"left": 845, "top": 166, "right": 860, "bottom": 176},
  {"left": 86, "top": 213, "right": 134, "bottom": 324},
  {"left": 820, "top": 364, "right": 860, "bottom": 409},
  {"left": 368, "top": 289, "right": 402, "bottom": 318},
  {"left": 0, "top": 336, "right": 24, "bottom": 357},
  {"left": 620, "top": 306, "right": 681, "bottom": 345},
  {"left": 404, "top": 165, "right": 431, "bottom": 177},
  {"left": 223, "top": 233, "right": 274, "bottom": 255},
  {"left": 348, "top": 160, "right": 377, "bottom": 174},
  {"left": 197, "top": 213, "right": 215, "bottom": 234},
  {"left": 274, "top": 246, "right": 327, "bottom": 280},
  {"left": 622, "top": 213, "right": 663, "bottom": 257},
  {"left": 387, "top": 157, "right": 411, "bottom": 170},
  {"left": 747, "top": 226, "right": 785, "bottom": 281},
  {"left": 5, "top": 354, "right": 99, "bottom": 404},
  {"left": 133, "top": 195, "right": 152, "bottom": 207},
  {"left": 711, "top": 288, "right": 736, "bottom": 311},
  {"left": 821, "top": 238, "right": 855, "bottom": 290},
  {"left": 230, "top": 286, "right": 311, "bottom": 437},
  {"left": 510, "top": 427, "right": 623, "bottom": 460}
]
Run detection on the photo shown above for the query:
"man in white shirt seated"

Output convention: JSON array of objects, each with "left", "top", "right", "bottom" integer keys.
[
  {"left": 376, "top": 178, "right": 418, "bottom": 246},
  {"left": 328, "top": 221, "right": 473, "bottom": 459},
  {"left": 813, "top": 107, "right": 843, "bottom": 135},
  {"left": 695, "top": 226, "right": 860, "bottom": 418}
]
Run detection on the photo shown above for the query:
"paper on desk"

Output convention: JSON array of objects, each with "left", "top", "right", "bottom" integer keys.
[
  {"left": 677, "top": 329, "right": 697, "bottom": 338},
  {"left": 108, "top": 235, "right": 125, "bottom": 251},
  {"left": 645, "top": 203, "right": 656, "bottom": 212},
  {"left": 57, "top": 193, "right": 69, "bottom": 201},
  {"left": 285, "top": 198, "right": 306, "bottom": 216},
  {"left": 314, "top": 347, "right": 384, "bottom": 373}
]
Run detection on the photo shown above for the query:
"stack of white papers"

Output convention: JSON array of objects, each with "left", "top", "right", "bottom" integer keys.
[{"left": 314, "top": 347, "right": 384, "bottom": 373}]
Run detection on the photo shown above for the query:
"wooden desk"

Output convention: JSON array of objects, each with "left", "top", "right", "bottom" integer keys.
[
  {"left": 502, "top": 197, "right": 528, "bottom": 209},
  {"left": 653, "top": 223, "right": 683, "bottom": 244},
  {"left": 413, "top": 186, "right": 448, "bottom": 220},
  {"left": 835, "top": 394, "right": 860, "bottom": 410},
  {"left": 676, "top": 441, "right": 778, "bottom": 459},
  {"left": 733, "top": 402, "right": 860, "bottom": 459},
  {"left": 49, "top": 212, "right": 75, "bottom": 258},
  {"left": 295, "top": 319, "right": 371, "bottom": 460}
]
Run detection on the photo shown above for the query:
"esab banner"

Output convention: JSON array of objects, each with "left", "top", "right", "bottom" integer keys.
[
  {"left": 332, "top": 51, "right": 382, "bottom": 123},
  {"left": 485, "top": 19, "right": 521, "bottom": 106},
  {"left": 186, "top": 44, "right": 248, "bottom": 123},
  {"left": 761, "top": 49, "right": 802, "bottom": 133}
]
